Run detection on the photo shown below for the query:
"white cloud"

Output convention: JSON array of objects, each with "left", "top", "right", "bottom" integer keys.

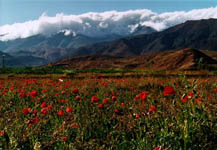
[{"left": 1, "top": 7, "right": 217, "bottom": 41}]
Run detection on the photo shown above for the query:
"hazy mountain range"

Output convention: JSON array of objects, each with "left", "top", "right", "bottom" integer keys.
[
  {"left": 0, "top": 25, "right": 156, "bottom": 66},
  {"left": 1, "top": 18, "right": 217, "bottom": 67},
  {"left": 69, "top": 19, "right": 217, "bottom": 57}
]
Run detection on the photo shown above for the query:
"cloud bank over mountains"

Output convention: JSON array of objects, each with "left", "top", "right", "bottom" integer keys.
[{"left": 1, "top": 7, "right": 217, "bottom": 41}]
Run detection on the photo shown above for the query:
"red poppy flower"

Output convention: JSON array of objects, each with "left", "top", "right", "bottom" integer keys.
[
  {"left": 188, "top": 92, "right": 194, "bottom": 99},
  {"left": 66, "top": 107, "right": 73, "bottom": 113},
  {"left": 114, "top": 109, "right": 119, "bottom": 113},
  {"left": 63, "top": 136, "right": 67, "bottom": 142},
  {"left": 154, "top": 146, "right": 161, "bottom": 150},
  {"left": 19, "top": 92, "right": 27, "bottom": 98},
  {"left": 149, "top": 105, "right": 157, "bottom": 112},
  {"left": 98, "top": 104, "right": 103, "bottom": 109},
  {"left": 32, "top": 110, "right": 37, "bottom": 114},
  {"left": 135, "top": 114, "right": 140, "bottom": 119},
  {"left": 75, "top": 96, "right": 80, "bottom": 101},
  {"left": 0, "top": 130, "right": 4, "bottom": 136},
  {"left": 29, "top": 90, "right": 37, "bottom": 98},
  {"left": 57, "top": 110, "right": 64, "bottom": 116},
  {"left": 41, "top": 89, "right": 47, "bottom": 93},
  {"left": 181, "top": 92, "right": 194, "bottom": 103},
  {"left": 91, "top": 96, "right": 99, "bottom": 102},
  {"left": 31, "top": 117, "right": 39, "bottom": 124},
  {"left": 23, "top": 108, "right": 31, "bottom": 115},
  {"left": 112, "top": 96, "right": 117, "bottom": 101},
  {"left": 163, "top": 86, "right": 176, "bottom": 96},
  {"left": 73, "top": 88, "right": 79, "bottom": 94},
  {"left": 61, "top": 99, "right": 67, "bottom": 103},
  {"left": 47, "top": 104, "right": 53, "bottom": 110},
  {"left": 41, "top": 108, "right": 48, "bottom": 115},
  {"left": 103, "top": 98, "right": 109, "bottom": 103},
  {"left": 40, "top": 102, "right": 47, "bottom": 108},
  {"left": 61, "top": 91, "right": 65, "bottom": 94},
  {"left": 138, "top": 92, "right": 148, "bottom": 101}
]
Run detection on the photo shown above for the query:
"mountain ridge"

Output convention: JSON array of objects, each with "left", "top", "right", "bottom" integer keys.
[
  {"left": 67, "top": 18, "right": 217, "bottom": 58},
  {"left": 51, "top": 48, "right": 217, "bottom": 70}
]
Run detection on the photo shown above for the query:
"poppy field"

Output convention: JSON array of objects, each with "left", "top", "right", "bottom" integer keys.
[{"left": 0, "top": 72, "right": 217, "bottom": 150}]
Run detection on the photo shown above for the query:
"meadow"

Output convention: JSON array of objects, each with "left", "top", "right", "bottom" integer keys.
[{"left": 0, "top": 70, "right": 216, "bottom": 150}]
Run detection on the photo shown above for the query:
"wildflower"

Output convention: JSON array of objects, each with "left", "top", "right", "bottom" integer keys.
[
  {"left": 75, "top": 96, "right": 80, "bottom": 101},
  {"left": 135, "top": 114, "right": 140, "bottom": 119},
  {"left": 32, "top": 110, "right": 37, "bottom": 114},
  {"left": 40, "top": 102, "right": 47, "bottom": 108},
  {"left": 138, "top": 92, "right": 148, "bottom": 101},
  {"left": 58, "top": 110, "right": 64, "bottom": 116},
  {"left": 0, "top": 130, "right": 4, "bottom": 136},
  {"left": 61, "top": 91, "right": 65, "bottom": 94},
  {"left": 149, "top": 105, "right": 157, "bottom": 112},
  {"left": 121, "top": 103, "right": 125, "bottom": 107},
  {"left": 23, "top": 108, "right": 31, "bottom": 115},
  {"left": 41, "top": 89, "right": 46, "bottom": 93},
  {"left": 188, "top": 92, "right": 194, "bottom": 99},
  {"left": 61, "top": 99, "right": 67, "bottom": 103},
  {"left": 181, "top": 92, "right": 194, "bottom": 103},
  {"left": 41, "top": 108, "right": 48, "bottom": 115},
  {"left": 91, "top": 96, "right": 99, "bottom": 102},
  {"left": 20, "top": 92, "right": 27, "bottom": 98},
  {"left": 112, "top": 96, "right": 117, "bottom": 101},
  {"left": 29, "top": 90, "right": 37, "bottom": 98},
  {"left": 103, "top": 98, "right": 109, "bottom": 103},
  {"left": 73, "top": 88, "right": 79, "bottom": 94},
  {"left": 31, "top": 117, "right": 39, "bottom": 124},
  {"left": 154, "top": 146, "right": 162, "bottom": 150},
  {"left": 63, "top": 136, "right": 67, "bottom": 142},
  {"left": 114, "top": 109, "right": 119, "bottom": 113},
  {"left": 163, "top": 86, "right": 176, "bottom": 96},
  {"left": 47, "top": 104, "right": 53, "bottom": 110},
  {"left": 181, "top": 96, "right": 188, "bottom": 103},
  {"left": 66, "top": 107, "right": 73, "bottom": 113},
  {"left": 98, "top": 104, "right": 103, "bottom": 109}
]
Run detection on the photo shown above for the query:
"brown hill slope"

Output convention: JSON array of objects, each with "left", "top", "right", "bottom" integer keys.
[{"left": 51, "top": 48, "right": 217, "bottom": 70}]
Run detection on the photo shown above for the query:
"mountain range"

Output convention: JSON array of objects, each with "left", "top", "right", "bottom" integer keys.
[
  {"left": 51, "top": 48, "right": 217, "bottom": 70},
  {"left": 1, "top": 18, "right": 217, "bottom": 68},
  {"left": 0, "top": 25, "right": 156, "bottom": 66},
  {"left": 68, "top": 19, "right": 217, "bottom": 57}
]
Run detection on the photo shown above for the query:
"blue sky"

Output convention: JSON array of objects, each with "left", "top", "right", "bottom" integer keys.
[{"left": 1, "top": 0, "right": 217, "bottom": 25}]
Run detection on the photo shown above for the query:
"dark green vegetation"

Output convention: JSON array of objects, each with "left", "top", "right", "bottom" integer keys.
[{"left": 0, "top": 67, "right": 64, "bottom": 74}]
